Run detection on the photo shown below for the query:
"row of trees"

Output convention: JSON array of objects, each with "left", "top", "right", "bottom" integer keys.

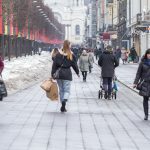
[
  {"left": 2, "top": 0, "right": 65, "bottom": 42},
  {"left": 0, "top": 0, "right": 65, "bottom": 60}
]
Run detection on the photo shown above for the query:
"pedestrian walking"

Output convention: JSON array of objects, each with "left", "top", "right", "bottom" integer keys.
[
  {"left": 51, "top": 47, "right": 59, "bottom": 61},
  {"left": 88, "top": 50, "right": 94, "bottom": 73},
  {"left": 98, "top": 45, "right": 119, "bottom": 100},
  {"left": 79, "top": 50, "right": 90, "bottom": 82},
  {"left": 133, "top": 49, "right": 150, "bottom": 120},
  {"left": 94, "top": 48, "right": 99, "bottom": 60},
  {"left": 121, "top": 47, "right": 127, "bottom": 64},
  {"left": 51, "top": 40, "right": 79, "bottom": 112},
  {"left": 72, "top": 47, "right": 79, "bottom": 61},
  {"left": 129, "top": 46, "right": 138, "bottom": 63},
  {"left": 114, "top": 46, "right": 121, "bottom": 64},
  {"left": 38, "top": 47, "right": 42, "bottom": 55}
]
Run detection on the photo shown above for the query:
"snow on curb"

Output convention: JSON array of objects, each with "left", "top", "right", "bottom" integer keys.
[{"left": 2, "top": 51, "right": 52, "bottom": 94}]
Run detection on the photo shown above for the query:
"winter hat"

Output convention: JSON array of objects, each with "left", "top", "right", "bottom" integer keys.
[
  {"left": 82, "top": 50, "right": 87, "bottom": 55},
  {"left": 106, "top": 45, "right": 112, "bottom": 52}
]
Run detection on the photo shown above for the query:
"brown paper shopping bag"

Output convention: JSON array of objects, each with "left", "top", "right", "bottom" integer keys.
[
  {"left": 46, "top": 80, "right": 58, "bottom": 101},
  {"left": 40, "top": 79, "right": 53, "bottom": 92}
]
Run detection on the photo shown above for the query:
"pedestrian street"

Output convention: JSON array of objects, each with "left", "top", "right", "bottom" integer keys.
[{"left": 0, "top": 64, "right": 150, "bottom": 150}]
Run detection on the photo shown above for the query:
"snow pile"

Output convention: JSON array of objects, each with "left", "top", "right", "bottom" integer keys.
[{"left": 2, "top": 51, "right": 52, "bottom": 94}]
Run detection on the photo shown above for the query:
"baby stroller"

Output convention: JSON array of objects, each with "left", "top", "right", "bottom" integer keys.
[{"left": 98, "top": 76, "right": 118, "bottom": 100}]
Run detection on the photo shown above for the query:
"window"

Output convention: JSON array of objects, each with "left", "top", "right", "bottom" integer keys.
[{"left": 75, "top": 25, "right": 80, "bottom": 35}]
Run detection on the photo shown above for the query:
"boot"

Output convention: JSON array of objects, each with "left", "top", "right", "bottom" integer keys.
[
  {"left": 143, "top": 101, "right": 148, "bottom": 120},
  {"left": 60, "top": 101, "right": 67, "bottom": 112},
  {"left": 144, "top": 115, "right": 148, "bottom": 120}
]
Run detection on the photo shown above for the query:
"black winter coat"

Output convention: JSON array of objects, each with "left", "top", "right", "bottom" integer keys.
[
  {"left": 51, "top": 52, "right": 79, "bottom": 81},
  {"left": 134, "top": 58, "right": 150, "bottom": 97},
  {"left": 98, "top": 51, "right": 119, "bottom": 77}
]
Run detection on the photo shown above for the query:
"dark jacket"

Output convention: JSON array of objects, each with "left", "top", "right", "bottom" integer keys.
[
  {"left": 134, "top": 58, "right": 150, "bottom": 97},
  {"left": 51, "top": 52, "right": 79, "bottom": 81},
  {"left": 115, "top": 48, "right": 121, "bottom": 59},
  {"left": 98, "top": 51, "right": 119, "bottom": 77}
]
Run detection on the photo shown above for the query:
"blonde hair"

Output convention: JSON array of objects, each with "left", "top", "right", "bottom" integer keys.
[{"left": 62, "top": 40, "right": 73, "bottom": 60}]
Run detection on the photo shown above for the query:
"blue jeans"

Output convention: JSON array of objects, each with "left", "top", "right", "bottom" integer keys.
[{"left": 57, "top": 80, "right": 71, "bottom": 102}]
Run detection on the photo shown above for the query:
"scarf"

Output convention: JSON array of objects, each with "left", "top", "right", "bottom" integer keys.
[{"left": 144, "top": 59, "right": 150, "bottom": 66}]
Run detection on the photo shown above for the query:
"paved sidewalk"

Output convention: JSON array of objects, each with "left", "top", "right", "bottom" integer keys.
[
  {"left": 0, "top": 64, "right": 150, "bottom": 150},
  {"left": 116, "top": 63, "right": 138, "bottom": 91}
]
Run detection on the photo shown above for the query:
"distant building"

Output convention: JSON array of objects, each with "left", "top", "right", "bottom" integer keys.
[
  {"left": 85, "top": 0, "right": 97, "bottom": 48},
  {"left": 45, "top": 0, "right": 87, "bottom": 45},
  {"left": 127, "top": 0, "right": 150, "bottom": 56}
]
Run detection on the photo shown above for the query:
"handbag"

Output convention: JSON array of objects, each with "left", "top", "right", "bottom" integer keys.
[
  {"left": 136, "top": 65, "right": 150, "bottom": 90},
  {"left": 136, "top": 80, "right": 145, "bottom": 90},
  {"left": 53, "top": 67, "right": 61, "bottom": 79}
]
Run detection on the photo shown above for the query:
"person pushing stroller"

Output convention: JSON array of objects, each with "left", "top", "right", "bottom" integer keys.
[{"left": 98, "top": 45, "right": 119, "bottom": 100}]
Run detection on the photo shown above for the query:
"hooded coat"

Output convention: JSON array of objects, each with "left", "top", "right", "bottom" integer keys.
[
  {"left": 79, "top": 51, "right": 90, "bottom": 72},
  {"left": 134, "top": 58, "right": 150, "bottom": 97}
]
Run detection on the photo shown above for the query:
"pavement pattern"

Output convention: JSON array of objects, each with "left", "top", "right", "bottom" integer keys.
[{"left": 0, "top": 63, "right": 150, "bottom": 150}]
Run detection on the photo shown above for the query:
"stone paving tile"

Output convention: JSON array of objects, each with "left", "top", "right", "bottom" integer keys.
[{"left": 0, "top": 64, "right": 150, "bottom": 150}]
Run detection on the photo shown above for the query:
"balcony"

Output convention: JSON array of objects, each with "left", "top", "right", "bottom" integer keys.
[{"left": 106, "top": 25, "right": 117, "bottom": 32}]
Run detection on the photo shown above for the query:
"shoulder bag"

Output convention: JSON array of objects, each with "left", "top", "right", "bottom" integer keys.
[
  {"left": 136, "top": 66, "right": 150, "bottom": 90},
  {"left": 53, "top": 56, "right": 64, "bottom": 79}
]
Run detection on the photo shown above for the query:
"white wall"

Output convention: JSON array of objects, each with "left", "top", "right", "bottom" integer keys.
[{"left": 45, "top": 0, "right": 86, "bottom": 44}]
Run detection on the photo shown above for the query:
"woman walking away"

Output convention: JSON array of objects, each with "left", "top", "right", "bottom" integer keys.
[
  {"left": 133, "top": 49, "right": 150, "bottom": 120},
  {"left": 51, "top": 48, "right": 59, "bottom": 61},
  {"left": 51, "top": 40, "right": 79, "bottom": 112},
  {"left": 79, "top": 50, "right": 90, "bottom": 82}
]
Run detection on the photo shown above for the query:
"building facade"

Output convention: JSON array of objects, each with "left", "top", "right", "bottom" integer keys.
[
  {"left": 95, "top": 0, "right": 118, "bottom": 48},
  {"left": 127, "top": 0, "right": 150, "bottom": 56},
  {"left": 45, "top": 0, "right": 87, "bottom": 45},
  {"left": 117, "top": 0, "right": 129, "bottom": 49},
  {"left": 84, "top": 0, "right": 98, "bottom": 48}
]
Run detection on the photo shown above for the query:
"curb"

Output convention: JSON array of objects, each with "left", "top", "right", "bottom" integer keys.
[{"left": 117, "top": 80, "right": 139, "bottom": 94}]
